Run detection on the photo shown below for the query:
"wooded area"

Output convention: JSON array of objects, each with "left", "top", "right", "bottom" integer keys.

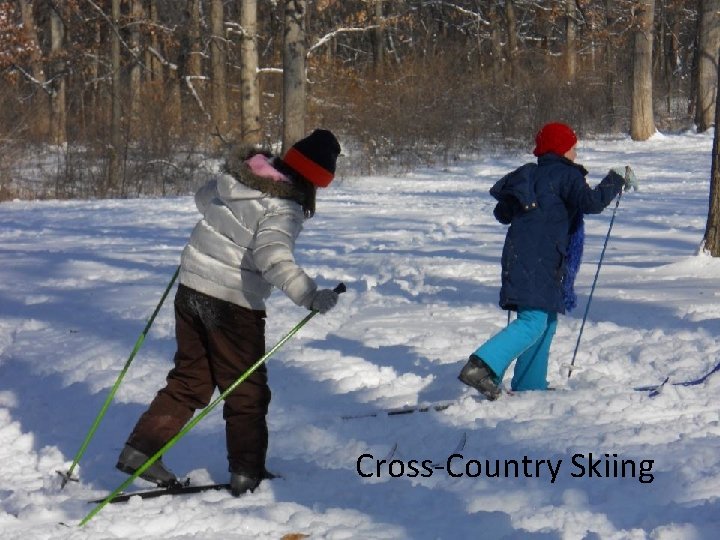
[{"left": 0, "top": 0, "right": 718, "bottom": 199}]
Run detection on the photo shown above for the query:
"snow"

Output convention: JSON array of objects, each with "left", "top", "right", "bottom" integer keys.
[{"left": 1, "top": 130, "right": 720, "bottom": 539}]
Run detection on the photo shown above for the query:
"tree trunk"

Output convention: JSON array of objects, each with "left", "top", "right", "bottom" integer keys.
[
  {"left": 129, "top": 0, "right": 144, "bottom": 131},
  {"left": 696, "top": 0, "right": 720, "bottom": 132},
  {"left": 145, "top": 0, "right": 164, "bottom": 117},
  {"left": 186, "top": 0, "right": 202, "bottom": 78},
  {"left": 18, "top": 0, "right": 49, "bottom": 139},
  {"left": 89, "top": 19, "right": 101, "bottom": 130},
  {"left": 665, "top": 10, "right": 682, "bottom": 114},
  {"left": 168, "top": 64, "right": 182, "bottom": 137},
  {"left": 566, "top": 0, "right": 577, "bottom": 81},
  {"left": 703, "top": 60, "right": 720, "bottom": 255},
  {"left": 282, "top": 0, "right": 306, "bottom": 153},
  {"left": 49, "top": 4, "right": 66, "bottom": 147},
  {"left": 631, "top": 0, "right": 656, "bottom": 141},
  {"left": 109, "top": 0, "right": 123, "bottom": 190},
  {"left": 490, "top": 5, "right": 503, "bottom": 84},
  {"left": 182, "top": 0, "right": 203, "bottom": 121},
  {"left": 372, "top": 0, "right": 384, "bottom": 75},
  {"left": 239, "top": 0, "right": 261, "bottom": 145},
  {"left": 505, "top": 0, "right": 518, "bottom": 82},
  {"left": 604, "top": 0, "right": 616, "bottom": 125},
  {"left": 210, "top": 0, "right": 228, "bottom": 140},
  {"left": 147, "top": 0, "right": 162, "bottom": 84},
  {"left": 655, "top": 0, "right": 665, "bottom": 76}
]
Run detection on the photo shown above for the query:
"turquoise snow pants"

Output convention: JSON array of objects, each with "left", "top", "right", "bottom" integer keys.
[{"left": 473, "top": 307, "right": 557, "bottom": 391}]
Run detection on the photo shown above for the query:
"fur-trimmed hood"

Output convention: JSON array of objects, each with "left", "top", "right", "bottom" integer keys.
[
  {"left": 181, "top": 145, "right": 318, "bottom": 311},
  {"left": 222, "top": 145, "right": 306, "bottom": 205}
]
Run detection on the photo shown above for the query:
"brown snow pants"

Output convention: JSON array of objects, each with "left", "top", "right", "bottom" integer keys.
[{"left": 126, "top": 284, "right": 270, "bottom": 477}]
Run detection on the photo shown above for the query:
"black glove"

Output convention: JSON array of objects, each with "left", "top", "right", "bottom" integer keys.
[{"left": 309, "top": 289, "right": 339, "bottom": 313}]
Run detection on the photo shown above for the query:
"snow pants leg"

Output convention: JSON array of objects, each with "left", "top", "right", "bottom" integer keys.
[
  {"left": 473, "top": 308, "right": 557, "bottom": 391},
  {"left": 126, "top": 285, "right": 270, "bottom": 477}
]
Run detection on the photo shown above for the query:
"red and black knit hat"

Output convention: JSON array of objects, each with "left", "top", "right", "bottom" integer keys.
[
  {"left": 283, "top": 129, "right": 341, "bottom": 188},
  {"left": 533, "top": 122, "right": 577, "bottom": 157}
]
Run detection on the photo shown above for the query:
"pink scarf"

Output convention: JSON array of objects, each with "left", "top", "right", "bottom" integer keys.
[{"left": 244, "top": 154, "right": 290, "bottom": 183}]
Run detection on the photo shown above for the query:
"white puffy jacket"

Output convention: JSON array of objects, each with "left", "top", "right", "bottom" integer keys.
[{"left": 178, "top": 155, "right": 317, "bottom": 311}]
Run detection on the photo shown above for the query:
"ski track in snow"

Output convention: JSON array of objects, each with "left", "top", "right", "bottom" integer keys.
[{"left": 1, "top": 132, "right": 720, "bottom": 538}]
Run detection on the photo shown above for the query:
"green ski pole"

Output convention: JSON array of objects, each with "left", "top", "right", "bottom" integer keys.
[
  {"left": 58, "top": 266, "right": 180, "bottom": 488},
  {"left": 79, "top": 283, "right": 346, "bottom": 526}
]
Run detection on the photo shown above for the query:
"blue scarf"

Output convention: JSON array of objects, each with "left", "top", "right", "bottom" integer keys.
[{"left": 563, "top": 214, "right": 585, "bottom": 312}]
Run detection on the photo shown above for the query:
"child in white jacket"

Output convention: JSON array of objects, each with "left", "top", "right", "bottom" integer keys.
[{"left": 117, "top": 130, "right": 342, "bottom": 496}]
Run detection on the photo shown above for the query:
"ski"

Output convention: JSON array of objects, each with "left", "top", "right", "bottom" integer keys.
[
  {"left": 341, "top": 400, "right": 458, "bottom": 420},
  {"left": 386, "top": 401, "right": 457, "bottom": 416},
  {"left": 340, "top": 390, "right": 519, "bottom": 419},
  {"left": 89, "top": 482, "right": 230, "bottom": 504},
  {"left": 342, "top": 390, "right": 522, "bottom": 419},
  {"left": 89, "top": 468, "right": 286, "bottom": 504},
  {"left": 343, "top": 359, "right": 720, "bottom": 420}
]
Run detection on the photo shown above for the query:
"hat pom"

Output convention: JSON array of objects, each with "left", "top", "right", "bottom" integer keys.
[{"left": 283, "top": 129, "right": 341, "bottom": 188}]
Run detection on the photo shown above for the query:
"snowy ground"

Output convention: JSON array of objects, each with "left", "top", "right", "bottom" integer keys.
[{"left": 1, "top": 130, "right": 719, "bottom": 539}]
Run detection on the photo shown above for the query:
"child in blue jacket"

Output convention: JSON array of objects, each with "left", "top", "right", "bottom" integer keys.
[{"left": 459, "top": 122, "right": 637, "bottom": 399}]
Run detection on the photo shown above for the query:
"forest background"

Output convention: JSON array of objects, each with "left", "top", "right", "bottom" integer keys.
[{"left": 0, "top": 0, "right": 718, "bottom": 201}]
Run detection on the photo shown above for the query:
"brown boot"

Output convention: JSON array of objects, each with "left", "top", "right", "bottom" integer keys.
[
  {"left": 230, "top": 471, "right": 260, "bottom": 496},
  {"left": 116, "top": 445, "right": 178, "bottom": 487},
  {"left": 458, "top": 355, "right": 501, "bottom": 401}
]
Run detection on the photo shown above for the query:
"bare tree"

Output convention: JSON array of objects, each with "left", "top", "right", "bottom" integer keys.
[
  {"left": 129, "top": 0, "right": 144, "bottom": 128},
  {"left": 108, "top": 0, "right": 122, "bottom": 188},
  {"left": 505, "top": 0, "right": 518, "bottom": 82},
  {"left": 490, "top": 4, "right": 504, "bottom": 84},
  {"left": 210, "top": 0, "right": 228, "bottom": 138},
  {"left": 703, "top": 59, "right": 720, "bottom": 255},
  {"left": 631, "top": 0, "right": 656, "bottom": 141},
  {"left": 695, "top": 0, "right": 719, "bottom": 132},
  {"left": 144, "top": 0, "right": 162, "bottom": 85},
  {"left": 48, "top": 3, "right": 66, "bottom": 146},
  {"left": 604, "top": 0, "right": 618, "bottom": 124},
  {"left": 283, "top": 0, "right": 306, "bottom": 152},
  {"left": 86, "top": 9, "right": 102, "bottom": 127},
  {"left": 185, "top": 0, "right": 202, "bottom": 79},
  {"left": 566, "top": 0, "right": 577, "bottom": 80},
  {"left": 18, "top": 0, "right": 49, "bottom": 138},
  {"left": 371, "top": 0, "right": 384, "bottom": 75},
  {"left": 239, "top": 0, "right": 261, "bottom": 145},
  {"left": 180, "top": 0, "right": 203, "bottom": 125}
]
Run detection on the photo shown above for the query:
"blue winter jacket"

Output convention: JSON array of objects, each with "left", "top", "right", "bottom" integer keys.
[{"left": 491, "top": 153, "right": 624, "bottom": 314}]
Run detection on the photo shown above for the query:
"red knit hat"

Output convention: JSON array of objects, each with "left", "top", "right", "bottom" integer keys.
[
  {"left": 283, "top": 129, "right": 341, "bottom": 188},
  {"left": 533, "top": 122, "right": 577, "bottom": 157}
]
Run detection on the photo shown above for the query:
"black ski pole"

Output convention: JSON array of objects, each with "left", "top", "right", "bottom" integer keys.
[
  {"left": 567, "top": 189, "right": 624, "bottom": 379},
  {"left": 58, "top": 266, "right": 180, "bottom": 487},
  {"left": 79, "top": 283, "right": 346, "bottom": 526}
]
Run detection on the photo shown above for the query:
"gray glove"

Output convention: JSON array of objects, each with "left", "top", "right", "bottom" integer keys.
[
  {"left": 611, "top": 166, "right": 639, "bottom": 192},
  {"left": 309, "top": 289, "right": 339, "bottom": 313}
]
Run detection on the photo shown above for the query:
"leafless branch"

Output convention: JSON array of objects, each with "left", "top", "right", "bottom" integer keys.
[
  {"left": 308, "top": 26, "right": 380, "bottom": 56},
  {"left": 185, "top": 75, "right": 211, "bottom": 119}
]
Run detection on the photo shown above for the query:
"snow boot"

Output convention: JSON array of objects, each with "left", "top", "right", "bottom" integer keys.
[
  {"left": 458, "top": 355, "right": 501, "bottom": 401},
  {"left": 116, "top": 444, "right": 178, "bottom": 487},
  {"left": 230, "top": 471, "right": 260, "bottom": 496}
]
